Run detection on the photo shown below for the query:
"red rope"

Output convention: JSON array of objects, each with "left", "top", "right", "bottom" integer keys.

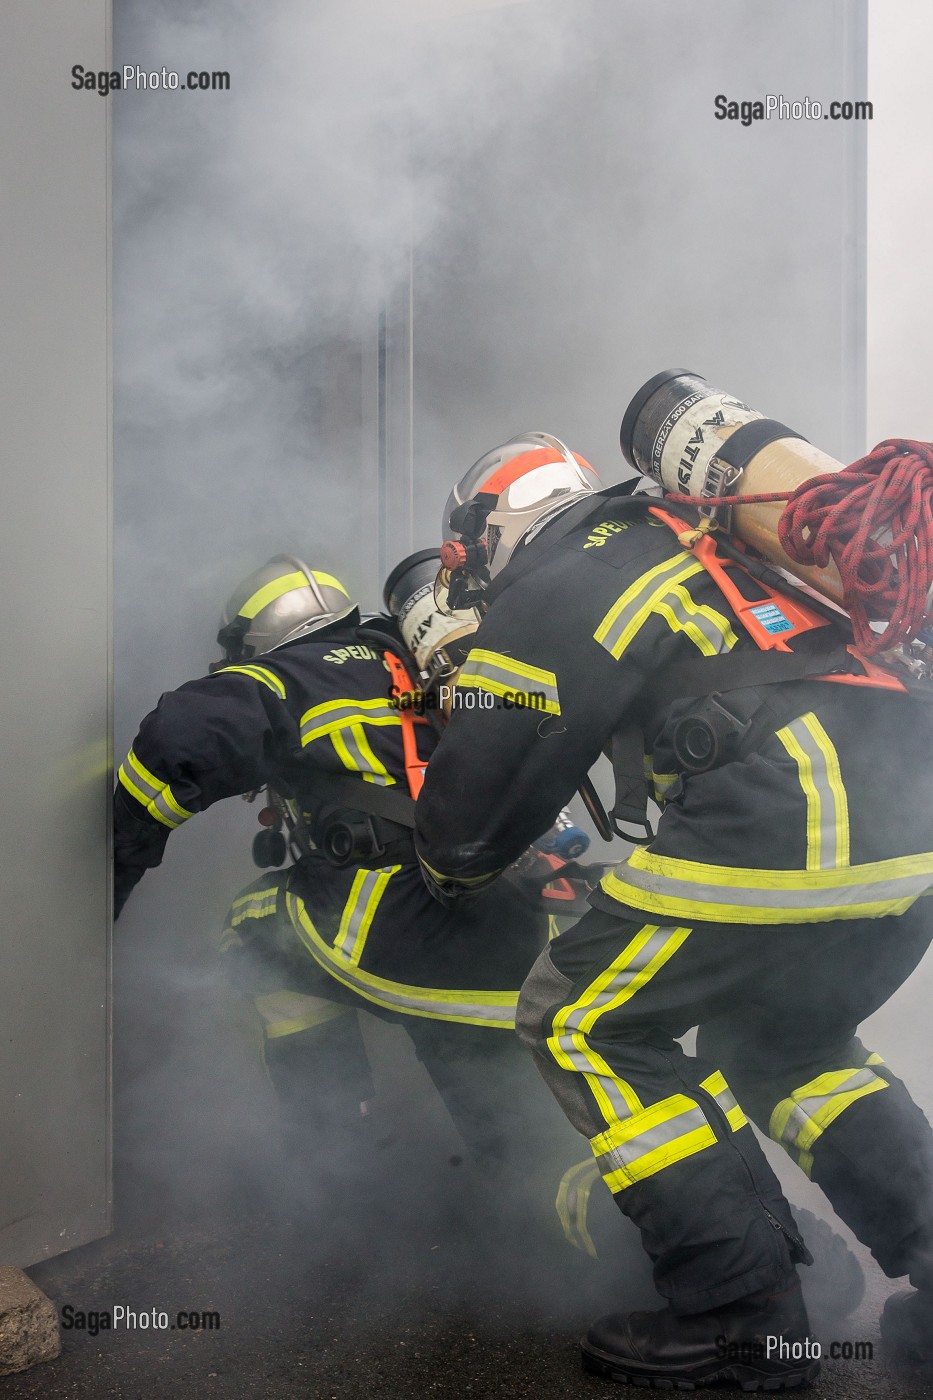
[{"left": 665, "top": 439, "right": 933, "bottom": 655}]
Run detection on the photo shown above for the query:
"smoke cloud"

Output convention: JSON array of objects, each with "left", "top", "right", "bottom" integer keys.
[{"left": 111, "top": 0, "right": 894, "bottom": 1350}]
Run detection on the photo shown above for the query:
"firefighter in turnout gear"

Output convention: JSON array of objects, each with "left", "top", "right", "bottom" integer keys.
[
  {"left": 416, "top": 435, "right": 933, "bottom": 1388},
  {"left": 114, "top": 554, "right": 559, "bottom": 1186}
]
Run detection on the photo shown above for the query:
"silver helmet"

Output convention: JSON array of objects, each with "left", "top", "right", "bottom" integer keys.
[
  {"left": 443, "top": 433, "right": 598, "bottom": 582},
  {"left": 216, "top": 555, "right": 356, "bottom": 662}
]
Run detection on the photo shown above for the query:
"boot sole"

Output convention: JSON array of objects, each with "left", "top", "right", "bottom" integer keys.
[{"left": 581, "top": 1340, "right": 820, "bottom": 1391}]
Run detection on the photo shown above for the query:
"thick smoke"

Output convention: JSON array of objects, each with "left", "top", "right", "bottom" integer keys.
[{"left": 111, "top": 0, "right": 899, "bottom": 1341}]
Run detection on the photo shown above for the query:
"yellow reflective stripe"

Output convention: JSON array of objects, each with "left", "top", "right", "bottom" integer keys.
[
  {"left": 866, "top": 1051, "right": 886, "bottom": 1066},
  {"left": 300, "top": 697, "right": 401, "bottom": 744},
  {"left": 769, "top": 1068, "right": 888, "bottom": 1170},
  {"left": 124, "top": 747, "right": 166, "bottom": 797},
  {"left": 232, "top": 888, "right": 278, "bottom": 910},
  {"left": 286, "top": 891, "right": 518, "bottom": 1028},
  {"left": 238, "top": 570, "right": 309, "bottom": 620},
  {"left": 770, "top": 1067, "right": 888, "bottom": 1157},
  {"left": 601, "top": 847, "right": 933, "bottom": 924},
  {"left": 775, "top": 724, "right": 821, "bottom": 870},
  {"left": 802, "top": 712, "right": 849, "bottom": 866},
  {"left": 118, "top": 763, "right": 173, "bottom": 826},
  {"left": 556, "top": 1158, "right": 601, "bottom": 1258},
  {"left": 311, "top": 570, "right": 350, "bottom": 598},
  {"left": 418, "top": 857, "right": 499, "bottom": 888},
  {"left": 699, "top": 1070, "right": 748, "bottom": 1132},
  {"left": 334, "top": 866, "right": 400, "bottom": 965},
  {"left": 591, "top": 1094, "right": 716, "bottom": 1192},
  {"left": 217, "top": 664, "right": 286, "bottom": 700},
  {"left": 230, "top": 890, "right": 278, "bottom": 926},
  {"left": 651, "top": 770, "right": 679, "bottom": 801},
  {"left": 458, "top": 648, "right": 560, "bottom": 715},
  {"left": 159, "top": 786, "right": 194, "bottom": 824},
  {"left": 774, "top": 712, "right": 848, "bottom": 872},
  {"left": 351, "top": 724, "right": 392, "bottom": 786},
  {"left": 118, "top": 749, "right": 195, "bottom": 829},
  {"left": 547, "top": 925, "right": 691, "bottom": 1126},
  {"left": 329, "top": 726, "right": 396, "bottom": 787},
  {"left": 349, "top": 866, "right": 398, "bottom": 963},
  {"left": 253, "top": 991, "right": 351, "bottom": 1039},
  {"left": 594, "top": 555, "right": 704, "bottom": 659},
  {"left": 301, "top": 697, "right": 400, "bottom": 723},
  {"left": 651, "top": 582, "right": 738, "bottom": 657}
]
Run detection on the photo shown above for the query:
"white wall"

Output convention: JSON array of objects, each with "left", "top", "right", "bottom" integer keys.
[
  {"left": 867, "top": 0, "right": 933, "bottom": 442},
  {"left": 0, "top": 1, "right": 112, "bottom": 1264}
]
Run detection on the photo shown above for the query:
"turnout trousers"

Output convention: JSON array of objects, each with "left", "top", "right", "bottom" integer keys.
[
  {"left": 516, "top": 900, "right": 933, "bottom": 1314},
  {"left": 220, "top": 864, "right": 555, "bottom": 1171}
]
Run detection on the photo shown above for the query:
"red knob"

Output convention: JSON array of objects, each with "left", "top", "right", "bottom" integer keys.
[
  {"left": 440, "top": 539, "right": 469, "bottom": 569},
  {"left": 258, "top": 806, "right": 278, "bottom": 828}
]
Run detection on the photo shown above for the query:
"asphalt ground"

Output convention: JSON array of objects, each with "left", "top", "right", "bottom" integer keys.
[
  {"left": 10, "top": 994, "right": 933, "bottom": 1398},
  {"left": 9, "top": 1163, "right": 933, "bottom": 1400}
]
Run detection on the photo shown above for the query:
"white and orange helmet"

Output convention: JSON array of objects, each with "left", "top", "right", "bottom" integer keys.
[{"left": 441, "top": 433, "right": 598, "bottom": 583}]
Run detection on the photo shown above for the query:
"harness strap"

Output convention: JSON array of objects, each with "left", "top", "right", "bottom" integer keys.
[
  {"left": 309, "top": 773, "right": 416, "bottom": 828},
  {"left": 383, "top": 650, "right": 427, "bottom": 798}
]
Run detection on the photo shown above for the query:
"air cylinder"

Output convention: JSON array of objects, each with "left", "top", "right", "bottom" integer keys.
[
  {"left": 620, "top": 369, "right": 846, "bottom": 605},
  {"left": 383, "top": 549, "right": 479, "bottom": 686}
]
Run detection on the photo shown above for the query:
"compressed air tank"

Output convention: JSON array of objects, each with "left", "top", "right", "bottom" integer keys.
[
  {"left": 620, "top": 370, "right": 847, "bottom": 606},
  {"left": 383, "top": 549, "right": 480, "bottom": 685}
]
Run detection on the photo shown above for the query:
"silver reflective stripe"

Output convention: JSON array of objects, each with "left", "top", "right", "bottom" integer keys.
[
  {"left": 287, "top": 895, "right": 517, "bottom": 1026},
  {"left": 459, "top": 653, "right": 560, "bottom": 710},
  {"left": 551, "top": 926, "right": 680, "bottom": 1122},
  {"left": 150, "top": 792, "right": 187, "bottom": 828},
  {"left": 777, "top": 716, "right": 843, "bottom": 870},
  {"left": 597, "top": 555, "right": 697, "bottom": 657},
  {"left": 658, "top": 588, "right": 733, "bottom": 653},
  {"left": 711, "top": 1084, "right": 739, "bottom": 1117},
  {"left": 595, "top": 1105, "right": 710, "bottom": 1175},
  {"left": 122, "top": 756, "right": 159, "bottom": 802},
  {"left": 612, "top": 862, "right": 933, "bottom": 911},
  {"left": 300, "top": 702, "right": 399, "bottom": 744},
  {"left": 119, "top": 753, "right": 193, "bottom": 826},
  {"left": 339, "top": 725, "right": 391, "bottom": 785},
  {"left": 333, "top": 870, "right": 382, "bottom": 956},
  {"left": 231, "top": 893, "right": 277, "bottom": 926},
  {"left": 781, "top": 1069, "right": 883, "bottom": 1149},
  {"left": 219, "top": 664, "right": 286, "bottom": 699}
]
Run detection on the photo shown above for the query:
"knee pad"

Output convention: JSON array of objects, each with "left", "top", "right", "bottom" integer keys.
[{"left": 515, "top": 946, "right": 573, "bottom": 1050}]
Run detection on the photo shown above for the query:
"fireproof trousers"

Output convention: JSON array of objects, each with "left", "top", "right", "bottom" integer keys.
[{"left": 515, "top": 901, "right": 933, "bottom": 1314}]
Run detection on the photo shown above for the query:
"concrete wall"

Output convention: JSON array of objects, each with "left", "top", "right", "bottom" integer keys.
[{"left": 0, "top": 1, "right": 112, "bottom": 1264}]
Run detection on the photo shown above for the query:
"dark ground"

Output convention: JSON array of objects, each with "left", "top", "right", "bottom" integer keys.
[
  {"left": 9, "top": 1169, "right": 933, "bottom": 1400},
  {"left": 8, "top": 990, "right": 933, "bottom": 1399}
]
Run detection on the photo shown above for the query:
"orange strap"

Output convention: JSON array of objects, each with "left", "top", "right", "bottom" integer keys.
[
  {"left": 649, "top": 506, "right": 906, "bottom": 694},
  {"left": 384, "top": 651, "right": 427, "bottom": 799}
]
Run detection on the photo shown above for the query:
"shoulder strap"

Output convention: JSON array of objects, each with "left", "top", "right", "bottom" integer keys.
[
  {"left": 383, "top": 651, "right": 426, "bottom": 799},
  {"left": 646, "top": 642, "right": 858, "bottom": 709}
]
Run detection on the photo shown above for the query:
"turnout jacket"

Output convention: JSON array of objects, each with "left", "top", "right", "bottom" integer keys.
[
  {"left": 416, "top": 508, "right": 933, "bottom": 925},
  {"left": 114, "top": 618, "right": 546, "bottom": 1026}
]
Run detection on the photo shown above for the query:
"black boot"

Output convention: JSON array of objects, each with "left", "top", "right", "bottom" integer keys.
[
  {"left": 581, "top": 1277, "right": 819, "bottom": 1391},
  {"left": 880, "top": 1289, "right": 933, "bottom": 1364}
]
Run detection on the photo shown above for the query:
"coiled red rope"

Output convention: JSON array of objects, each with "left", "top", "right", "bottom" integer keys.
[{"left": 666, "top": 439, "right": 933, "bottom": 656}]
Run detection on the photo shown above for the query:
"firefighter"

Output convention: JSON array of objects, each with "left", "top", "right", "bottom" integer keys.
[
  {"left": 416, "top": 434, "right": 933, "bottom": 1386},
  {"left": 114, "top": 554, "right": 563, "bottom": 1198}
]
